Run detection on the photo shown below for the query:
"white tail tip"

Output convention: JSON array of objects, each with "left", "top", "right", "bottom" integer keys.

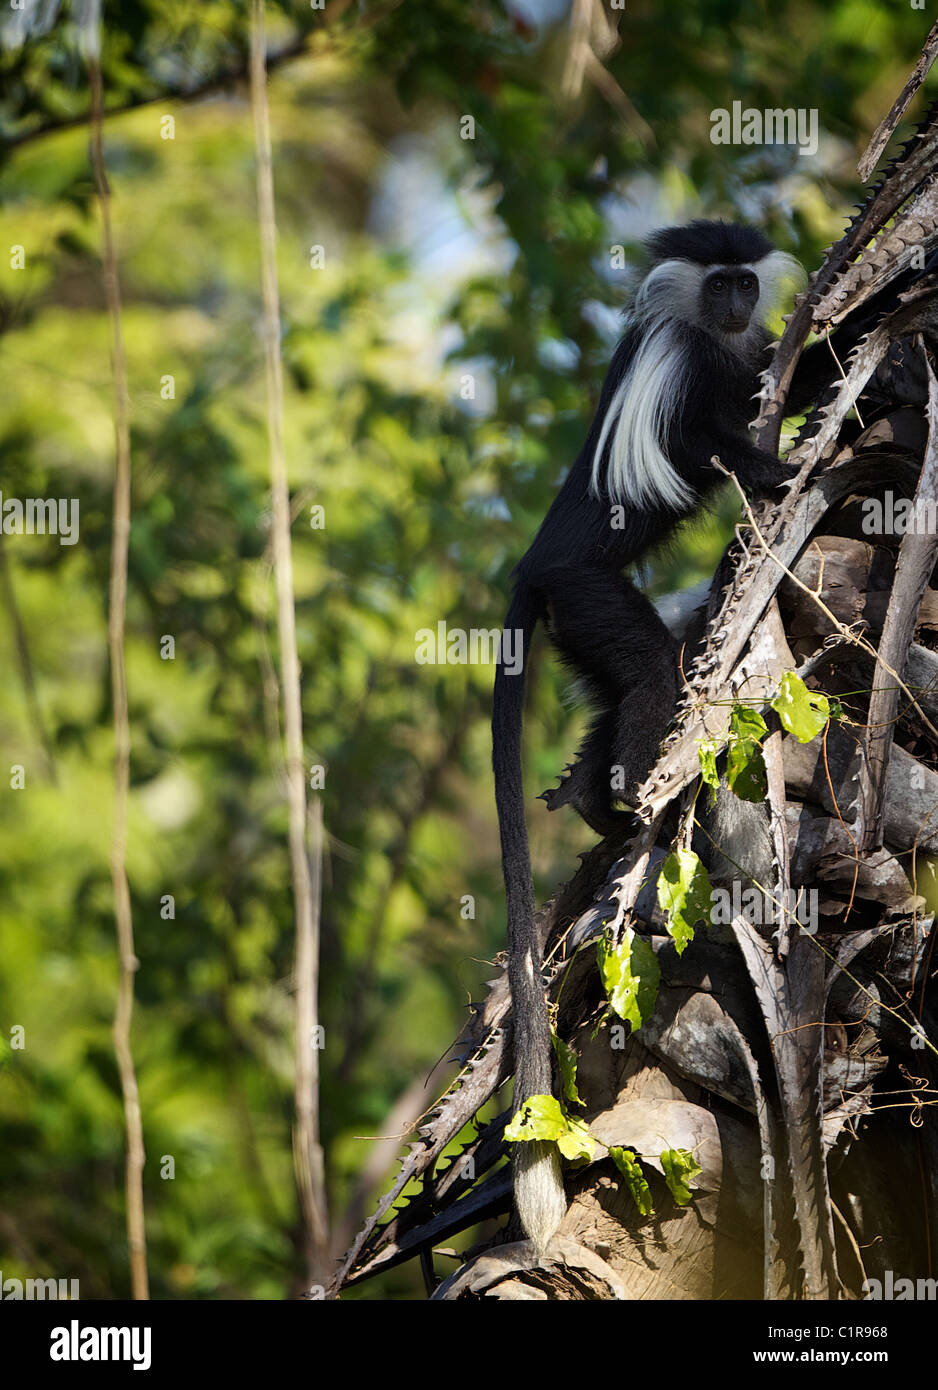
[{"left": 514, "top": 1141, "right": 567, "bottom": 1253}]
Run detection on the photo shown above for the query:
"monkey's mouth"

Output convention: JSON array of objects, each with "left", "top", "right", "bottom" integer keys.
[{"left": 723, "top": 316, "right": 751, "bottom": 333}]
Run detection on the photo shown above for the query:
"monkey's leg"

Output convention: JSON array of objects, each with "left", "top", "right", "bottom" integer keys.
[{"left": 538, "top": 566, "right": 679, "bottom": 821}]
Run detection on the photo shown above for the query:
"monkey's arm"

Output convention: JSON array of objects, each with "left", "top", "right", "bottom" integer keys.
[
  {"left": 784, "top": 337, "right": 842, "bottom": 418},
  {"left": 783, "top": 252, "right": 938, "bottom": 418},
  {"left": 698, "top": 427, "right": 792, "bottom": 493}
]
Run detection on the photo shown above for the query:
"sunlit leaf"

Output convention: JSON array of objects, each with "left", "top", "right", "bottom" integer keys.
[
  {"left": 771, "top": 671, "right": 830, "bottom": 742},
  {"left": 598, "top": 929, "right": 661, "bottom": 1027},
  {"left": 610, "top": 1146, "right": 654, "bottom": 1216},
  {"left": 656, "top": 849, "right": 713, "bottom": 954}
]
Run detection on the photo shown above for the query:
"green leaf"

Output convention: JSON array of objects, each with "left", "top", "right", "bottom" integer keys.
[
  {"left": 771, "top": 671, "right": 830, "bottom": 742},
  {"left": 556, "top": 1116, "right": 596, "bottom": 1162},
  {"left": 610, "top": 1146, "right": 654, "bottom": 1216},
  {"left": 726, "top": 703, "right": 768, "bottom": 802},
  {"left": 730, "top": 704, "right": 769, "bottom": 743},
  {"left": 660, "top": 1147, "right": 702, "bottom": 1206},
  {"left": 505, "top": 1094, "right": 567, "bottom": 1143},
  {"left": 656, "top": 849, "right": 713, "bottom": 954},
  {"left": 504, "top": 1095, "right": 595, "bottom": 1160},
  {"left": 553, "top": 1034, "right": 583, "bottom": 1107},
  {"left": 697, "top": 739, "right": 720, "bottom": 801},
  {"left": 726, "top": 736, "right": 767, "bottom": 801},
  {"left": 597, "top": 928, "right": 661, "bottom": 1028}
]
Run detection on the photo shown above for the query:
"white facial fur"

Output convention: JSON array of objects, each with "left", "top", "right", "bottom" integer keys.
[{"left": 589, "top": 248, "right": 805, "bottom": 511}]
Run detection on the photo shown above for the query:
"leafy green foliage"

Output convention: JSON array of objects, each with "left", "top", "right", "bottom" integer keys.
[
  {"left": 553, "top": 1033, "right": 584, "bottom": 1107},
  {"left": 598, "top": 929, "right": 661, "bottom": 1028},
  {"left": 610, "top": 1146, "right": 654, "bottom": 1217},
  {"left": 656, "top": 849, "right": 714, "bottom": 955},
  {"left": 726, "top": 703, "right": 769, "bottom": 802},
  {"left": 701, "top": 674, "right": 834, "bottom": 818},
  {"left": 505, "top": 1095, "right": 595, "bottom": 1161},
  {"left": 660, "top": 1148, "right": 702, "bottom": 1206},
  {"left": 0, "top": 0, "right": 928, "bottom": 1302},
  {"left": 698, "top": 738, "right": 720, "bottom": 800},
  {"left": 771, "top": 671, "right": 831, "bottom": 742}
]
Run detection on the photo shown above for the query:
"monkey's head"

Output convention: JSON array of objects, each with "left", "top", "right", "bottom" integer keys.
[{"left": 638, "top": 219, "right": 803, "bottom": 351}]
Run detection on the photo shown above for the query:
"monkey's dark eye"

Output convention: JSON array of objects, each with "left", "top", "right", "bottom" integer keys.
[
  {"left": 740, "top": 276, "right": 755, "bottom": 292},
  {"left": 710, "top": 277, "right": 726, "bottom": 293}
]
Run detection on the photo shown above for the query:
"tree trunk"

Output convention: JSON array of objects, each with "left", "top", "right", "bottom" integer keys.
[{"left": 332, "top": 56, "right": 938, "bottom": 1303}]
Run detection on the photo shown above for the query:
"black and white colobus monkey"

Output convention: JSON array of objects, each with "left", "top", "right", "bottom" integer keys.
[{"left": 493, "top": 220, "right": 826, "bottom": 1250}]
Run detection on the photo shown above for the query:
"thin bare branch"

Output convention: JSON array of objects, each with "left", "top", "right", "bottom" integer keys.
[
  {"left": 560, "top": 0, "right": 653, "bottom": 144},
  {"left": 858, "top": 19, "right": 938, "bottom": 181},
  {"left": 249, "top": 0, "right": 329, "bottom": 1288},
  {"left": 88, "top": 28, "right": 148, "bottom": 1300}
]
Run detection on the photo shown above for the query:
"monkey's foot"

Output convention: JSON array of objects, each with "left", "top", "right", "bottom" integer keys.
[
  {"left": 540, "top": 762, "right": 582, "bottom": 814},
  {"left": 540, "top": 767, "right": 634, "bottom": 838}
]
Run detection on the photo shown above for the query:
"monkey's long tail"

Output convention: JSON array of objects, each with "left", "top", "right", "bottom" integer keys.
[{"left": 492, "top": 591, "right": 567, "bottom": 1252}]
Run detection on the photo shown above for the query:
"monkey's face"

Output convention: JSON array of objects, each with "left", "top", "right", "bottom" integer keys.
[{"left": 700, "top": 267, "right": 759, "bottom": 337}]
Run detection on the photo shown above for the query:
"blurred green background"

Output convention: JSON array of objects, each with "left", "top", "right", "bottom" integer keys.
[{"left": 0, "top": 0, "right": 932, "bottom": 1300}]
